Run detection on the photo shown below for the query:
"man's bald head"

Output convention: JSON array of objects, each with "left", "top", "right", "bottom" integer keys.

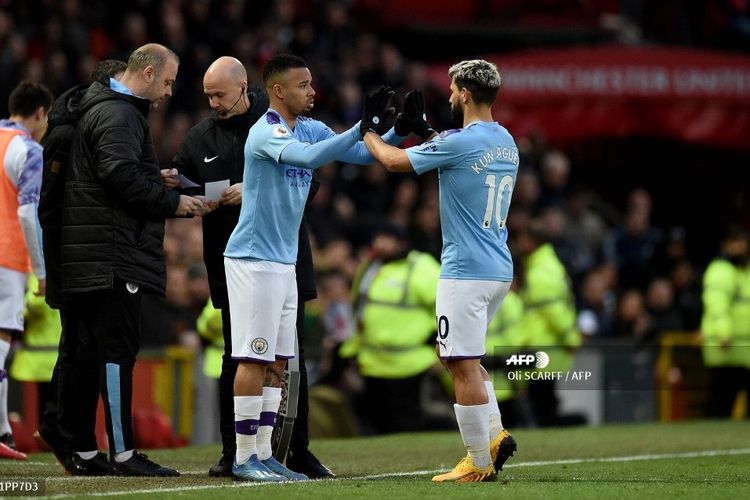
[
  {"left": 203, "top": 56, "right": 250, "bottom": 119},
  {"left": 127, "top": 43, "right": 179, "bottom": 77},
  {"left": 204, "top": 56, "right": 247, "bottom": 87},
  {"left": 120, "top": 42, "right": 179, "bottom": 107}
]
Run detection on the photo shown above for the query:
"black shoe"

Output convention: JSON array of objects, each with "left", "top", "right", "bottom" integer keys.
[
  {"left": 0, "top": 432, "right": 17, "bottom": 450},
  {"left": 69, "top": 452, "right": 117, "bottom": 476},
  {"left": 110, "top": 451, "right": 180, "bottom": 477},
  {"left": 286, "top": 450, "right": 334, "bottom": 479},
  {"left": 208, "top": 454, "right": 233, "bottom": 477},
  {"left": 33, "top": 429, "right": 69, "bottom": 472}
]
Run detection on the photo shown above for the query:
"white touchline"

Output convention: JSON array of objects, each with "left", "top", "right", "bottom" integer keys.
[
  {"left": 38, "top": 448, "right": 750, "bottom": 498},
  {"left": 355, "top": 447, "right": 750, "bottom": 479},
  {"left": 501, "top": 448, "right": 750, "bottom": 468}
]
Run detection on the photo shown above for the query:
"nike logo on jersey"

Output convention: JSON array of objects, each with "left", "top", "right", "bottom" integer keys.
[{"left": 204, "top": 155, "right": 219, "bottom": 163}]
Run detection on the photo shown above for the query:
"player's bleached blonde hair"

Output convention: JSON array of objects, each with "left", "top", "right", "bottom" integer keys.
[{"left": 448, "top": 59, "right": 501, "bottom": 104}]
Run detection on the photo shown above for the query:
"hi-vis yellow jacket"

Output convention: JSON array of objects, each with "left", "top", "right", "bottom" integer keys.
[
  {"left": 196, "top": 299, "right": 223, "bottom": 379},
  {"left": 10, "top": 276, "right": 61, "bottom": 382},
  {"left": 486, "top": 290, "right": 525, "bottom": 401},
  {"left": 340, "top": 251, "right": 440, "bottom": 379},
  {"left": 700, "top": 258, "right": 750, "bottom": 368},
  {"left": 520, "top": 243, "right": 581, "bottom": 372}
]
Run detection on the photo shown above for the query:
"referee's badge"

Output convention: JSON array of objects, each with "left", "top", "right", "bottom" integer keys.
[{"left": 251, "top": 338, "right": 269, "bottom": 355}]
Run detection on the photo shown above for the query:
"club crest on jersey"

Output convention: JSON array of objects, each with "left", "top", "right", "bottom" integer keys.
[
  {"left": 272, "top": 126, "right": 288, "bottom": 137},
  {"left": 251, "top": 337, "right": 269, "bottom": 355}
]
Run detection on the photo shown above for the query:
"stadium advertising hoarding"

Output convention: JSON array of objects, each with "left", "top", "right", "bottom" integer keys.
[{"left": 429, "top": 46, "right": 750, "bottom": 149}]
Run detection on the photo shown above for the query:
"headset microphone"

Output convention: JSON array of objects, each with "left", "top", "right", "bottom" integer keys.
[{"left": 224, "top": 87, "right": 244, "bottom": 115}]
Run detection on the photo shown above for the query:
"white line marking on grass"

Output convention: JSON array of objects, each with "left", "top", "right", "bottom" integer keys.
[
  {"left": 502, "top": 447, "right": 750, "bottom": 468},
  {"left": 42, "top": 480, "right": 294, "bottom": 497},
  {"left": 354, "top": 448, "right": 750, "bottom": 479},
  {"left": 38, "top": 447, "right": 750, "bottom": 498}
]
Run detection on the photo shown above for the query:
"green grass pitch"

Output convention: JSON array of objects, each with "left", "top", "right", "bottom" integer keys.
[{"left": 2, "top": 420, "right": 749, "bottom": 499}]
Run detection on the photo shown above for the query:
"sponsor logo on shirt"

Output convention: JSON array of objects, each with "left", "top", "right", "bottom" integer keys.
[{"left": 285, "top": 167, "right": 312, "bottom": 188}]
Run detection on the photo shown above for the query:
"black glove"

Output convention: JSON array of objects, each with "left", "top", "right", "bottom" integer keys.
[
  {"left": 394, "top": 89, "right": 435, "bottom": 139},
  {"left": 360, "top": 85, "right": 395, "bottom": 138}
]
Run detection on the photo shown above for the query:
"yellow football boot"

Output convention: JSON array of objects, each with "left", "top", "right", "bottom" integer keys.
[
  {"left": 490, "top": 429, "right": 517, "bottom": 471},
  {"left": 432, "top": 455, "right": 497, "bottom": 483}
]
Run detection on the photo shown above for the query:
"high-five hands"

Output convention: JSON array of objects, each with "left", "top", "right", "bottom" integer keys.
[
  {"left": 360, "top": 85, "right": 395, "bottom": 138},
  {"left": 394, "top": 89, "right": 435, "bottom": 139}
]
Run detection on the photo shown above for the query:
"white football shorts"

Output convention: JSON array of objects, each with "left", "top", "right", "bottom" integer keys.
[
  {"left": 0, "top": 267, "right": 27, "bottom": 332},
  {"left": 435, "top": 278, "right": 511, "bottom": 359},
  {"left": 225, "top": 258, "right": 297, "bottom": 363}
]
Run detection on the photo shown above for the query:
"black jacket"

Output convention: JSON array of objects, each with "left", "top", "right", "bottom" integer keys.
[
  {"left": 39, "top": 84, "right": 87, "bottom": 308},
  {"left": 172, "top": 87, "right": 318, "bottom": 308},
  {"left": 61, "top": 81, "right": 180, "bottom": 295}
]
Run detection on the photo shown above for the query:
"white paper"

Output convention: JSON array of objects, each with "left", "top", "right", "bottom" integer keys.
[
  {"left": 178, "top": 174, "right": 201, "bottom": 189},
  {"left": 205, "top": 179, "right": 230, "bottom": 202}
]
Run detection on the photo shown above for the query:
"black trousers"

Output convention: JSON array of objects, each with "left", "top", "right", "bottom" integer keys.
[
  {"left": 39, "top": 307, "right": 99, "bottom": 454},
  {"left": 289, "top": 296, "right": 311, "bottom": 455},
  {"left": 72, "top": 279, "right": 142, "bottom": 455},
  {"left": 358, "top": 373, "right": 425, "bottom": 434},
  {"left": 527, "top": 379, "right": 560, "bottom": 427},
  {"left": 707, "top": 366, "right": 750, "bottom": 418},
  {"left": 217, "top": 295, "right": 311, "bottom": 458},
  {"left": 218, "top": 308, "right": 236, "bottom": 458}
]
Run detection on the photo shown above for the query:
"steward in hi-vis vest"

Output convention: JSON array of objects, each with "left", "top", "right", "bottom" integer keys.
[
  {"left": 700, "top": 228, "right": 750, "bottom": 417},
  {"left": 11, "top": 275, "right": 61, "bottom": 383},
  {"left": 340, "top": 224, "right": 440, "bottom": 433},
  {"left": 515, "top": 221, "right": 581, "bottom": 427},
  {"left": 197, "top": 299, "right": 223, "bottom": 379}
]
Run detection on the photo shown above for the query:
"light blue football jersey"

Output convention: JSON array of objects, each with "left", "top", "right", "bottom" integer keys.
[
  {"left": 406, "top": 121, "right": 519, "bottom": 281},
  {"left": 225, "top": 109, "right": 401, "bottom": 264}
]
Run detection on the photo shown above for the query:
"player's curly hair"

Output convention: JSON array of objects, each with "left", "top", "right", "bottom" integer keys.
[{"left": 448, "top": 59, "right": 501, "bottom": 105}]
